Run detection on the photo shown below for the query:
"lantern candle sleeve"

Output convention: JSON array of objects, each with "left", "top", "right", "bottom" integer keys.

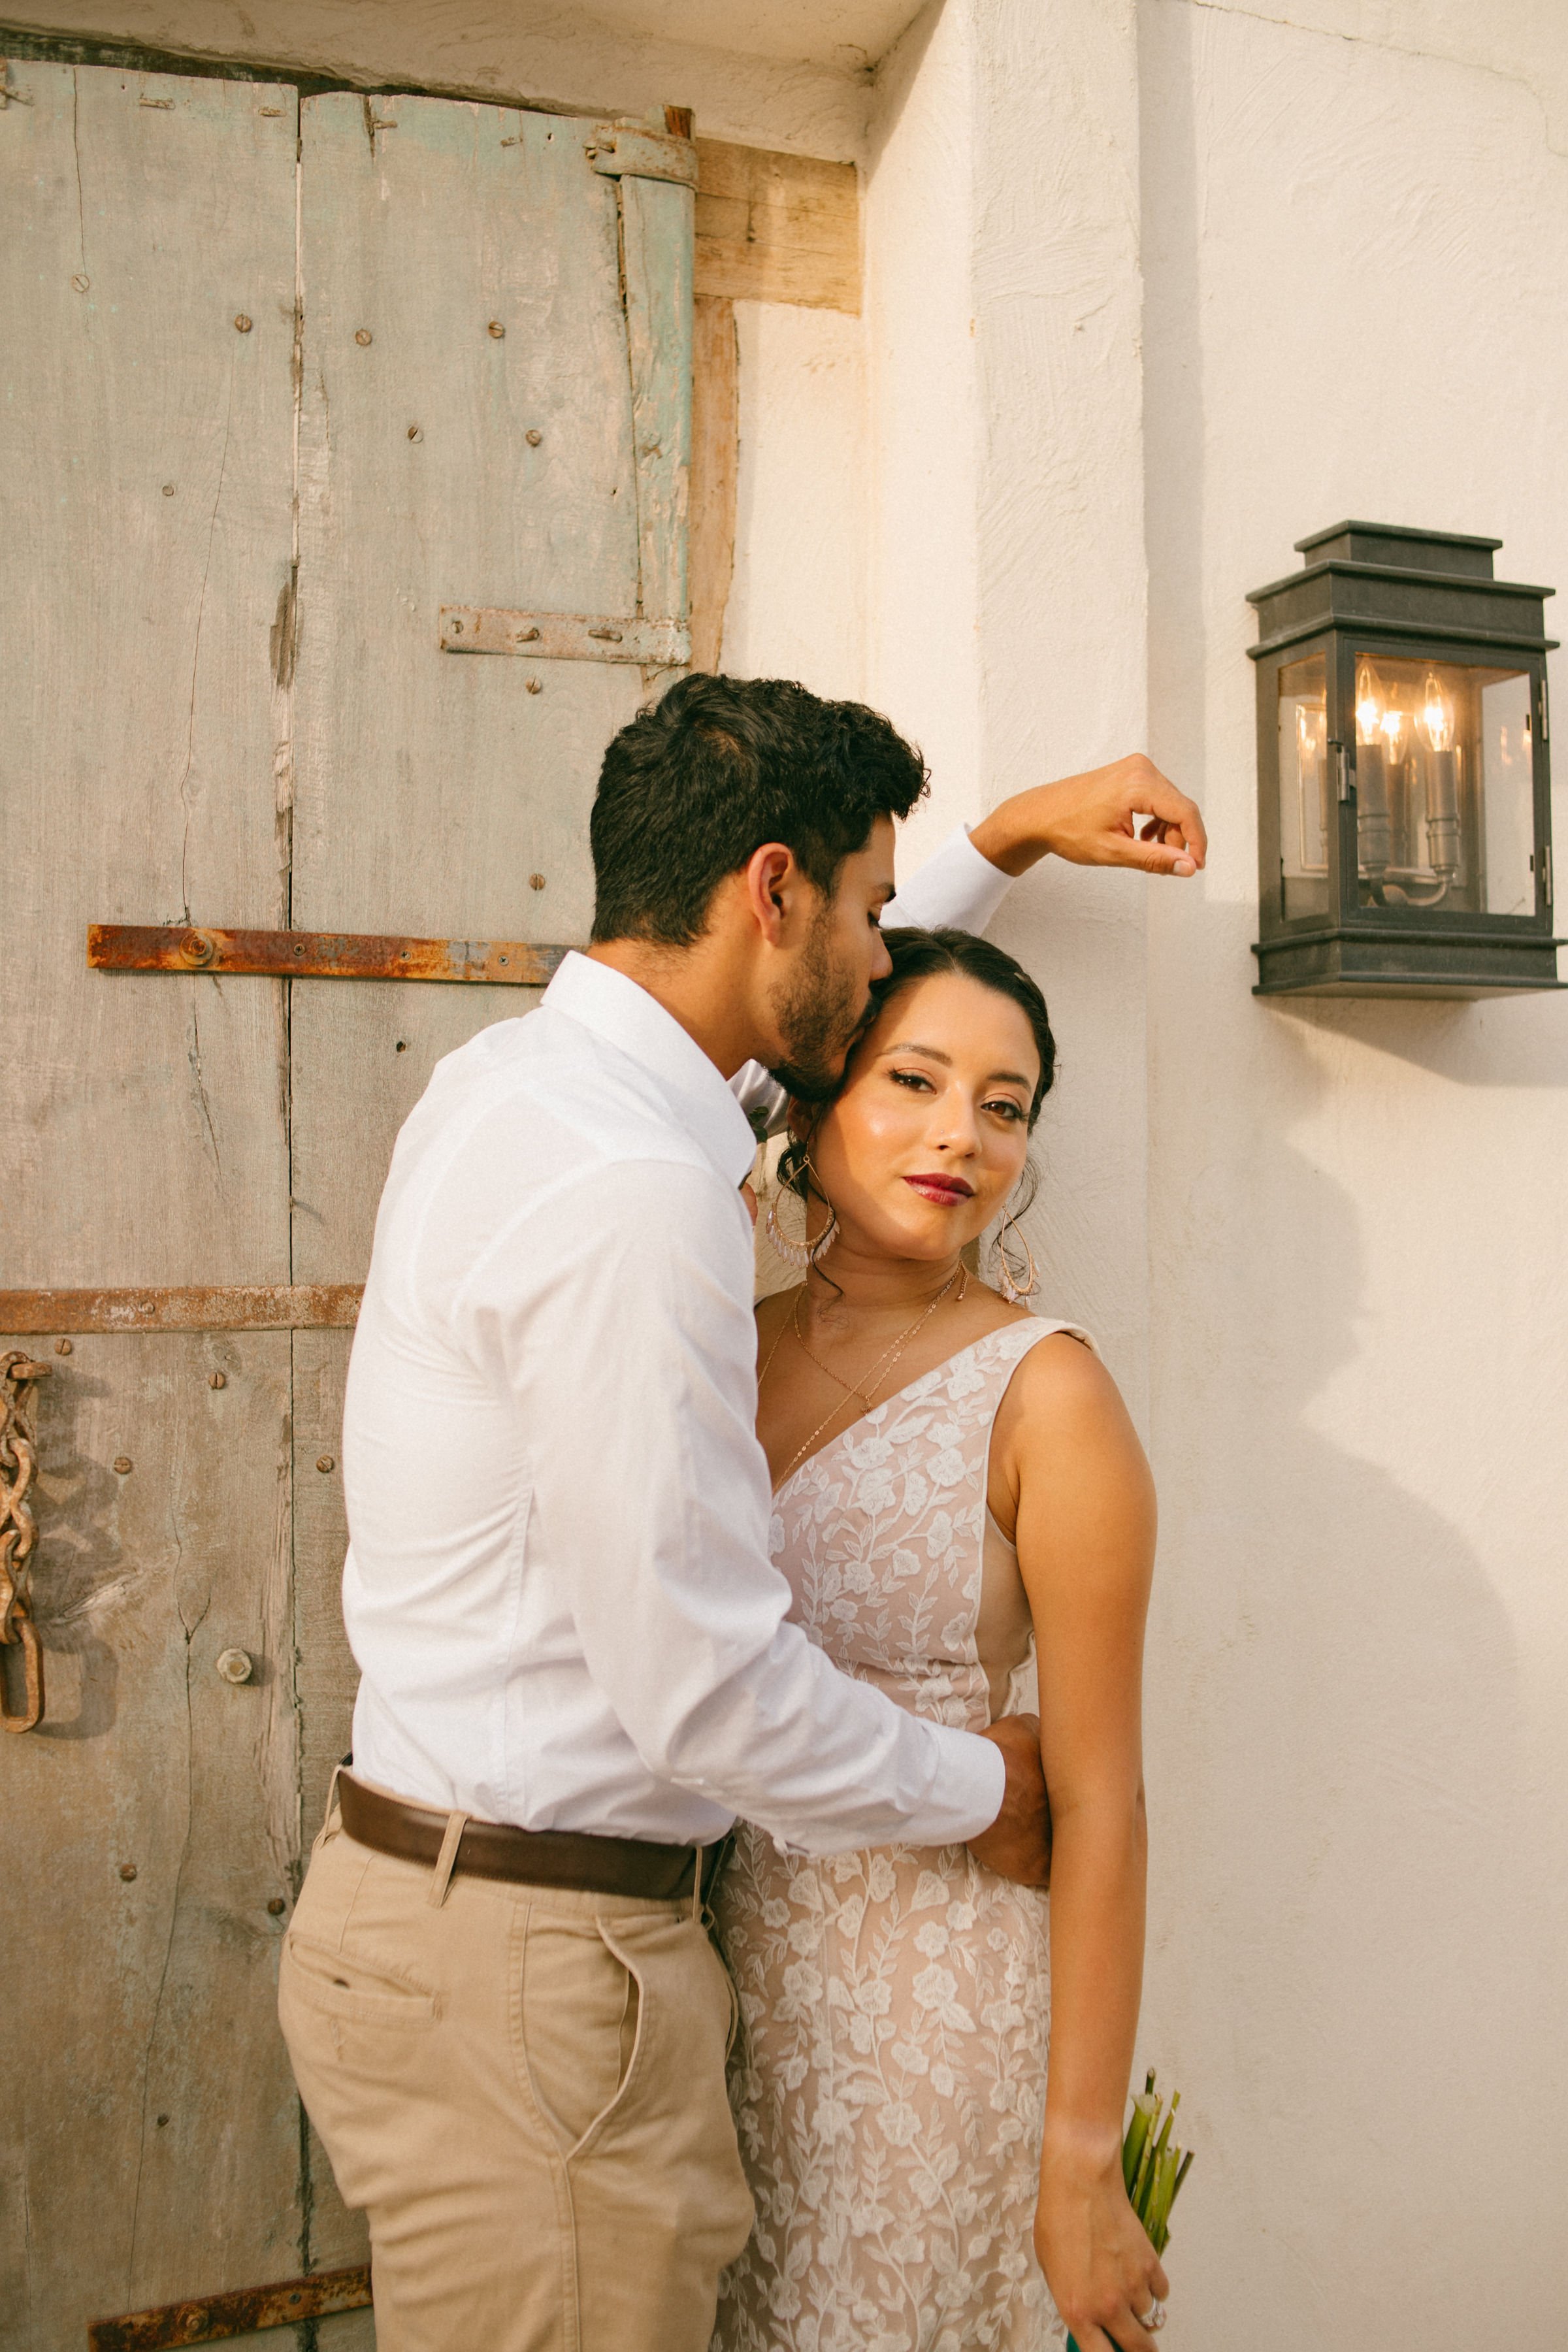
[{"left": 1248, "top": 523, "right": 1561, "bottom": 996}]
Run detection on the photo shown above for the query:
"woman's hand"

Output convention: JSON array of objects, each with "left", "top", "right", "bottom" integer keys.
[{"left": 1035, "top": 2122, "right": 1169, "bottom": 2351}]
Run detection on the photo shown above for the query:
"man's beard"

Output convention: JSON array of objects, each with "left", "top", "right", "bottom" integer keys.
[{"left": 768, "top": 907, "right": 867, "bottom": 1103}]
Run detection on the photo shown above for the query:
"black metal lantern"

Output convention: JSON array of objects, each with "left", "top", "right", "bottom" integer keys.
[{"left": 1249, "top": 523, "right": 1560, "bottom": 996}]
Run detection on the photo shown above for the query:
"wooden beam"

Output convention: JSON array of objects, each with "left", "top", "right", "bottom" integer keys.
[
  {"left": 694, "top": 139, "right": 859, "bottom": 315},
  {"left": 690, "top": 294, "right": 740, "bottom": 673}
]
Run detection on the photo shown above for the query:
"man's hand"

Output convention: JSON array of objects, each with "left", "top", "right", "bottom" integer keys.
[
  {"left": 968, "top": 754, "right": 1206, "bottom": 879},
  {"left": 968, "top": 1712, "right": 1052, "bottom": 1887}
]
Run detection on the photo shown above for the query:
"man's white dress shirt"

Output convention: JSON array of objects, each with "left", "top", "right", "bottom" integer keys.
[{"left": 342, "top": 827, "right": 1015, "bottom": 1854}]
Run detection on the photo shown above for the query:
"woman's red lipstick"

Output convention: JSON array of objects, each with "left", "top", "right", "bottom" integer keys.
[{"left": 903, "top": 1173, "right": 974, "bottom": 1205}]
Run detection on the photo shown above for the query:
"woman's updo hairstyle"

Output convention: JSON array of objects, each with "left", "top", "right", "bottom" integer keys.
[{"left": 777, "top": 926, "right": 1057, "bottom": 1213}]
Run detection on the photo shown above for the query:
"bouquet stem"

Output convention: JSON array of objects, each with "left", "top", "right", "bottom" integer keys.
[{"left": 1064, "top": 2071, "right": 1192, "bottom": 2351}]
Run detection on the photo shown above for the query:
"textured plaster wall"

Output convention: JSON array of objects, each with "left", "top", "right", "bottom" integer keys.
[
  {"left": 865, "top": 0, "right": 1154, "bottom": 1400},
  {"left": 1138, "top": 2, "right": 1568, "bottom": 2343},
  {"left": 721, "top": 301, "right": 867, "bottom": 700}
]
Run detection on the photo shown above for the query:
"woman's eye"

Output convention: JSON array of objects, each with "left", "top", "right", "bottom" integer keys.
[
  {"left": 889, "top": 1069, "right": 934, "bottom": 1092},
  {"left": 984, "top": 1098, "right": 1025, "bottom": 1122}
]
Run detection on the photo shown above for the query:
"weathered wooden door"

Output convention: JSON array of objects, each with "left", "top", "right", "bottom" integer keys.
[{"left": 1, "top": 59, "right": 691, "bottom": 2349}]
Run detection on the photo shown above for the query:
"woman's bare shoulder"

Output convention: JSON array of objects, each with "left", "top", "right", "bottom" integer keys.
[{"left": 996, "top": 1320, "right": 1138, "bottom": 1450}]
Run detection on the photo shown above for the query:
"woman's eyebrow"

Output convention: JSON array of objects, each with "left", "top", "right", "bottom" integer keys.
[{"left": 881, "top": 1041, "right": 1033, "bottom": 1088}]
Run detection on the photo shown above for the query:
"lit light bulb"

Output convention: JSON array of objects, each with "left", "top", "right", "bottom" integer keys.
[
  {"left": 1355, "top": 661, "right": 1385, "bottom": 746},
  {"left": 1380, "top": 706, "right": 1408, "bottom": 764},
  {"left": 1418, "top": 669, "right": 1454, "bottom": 753}
]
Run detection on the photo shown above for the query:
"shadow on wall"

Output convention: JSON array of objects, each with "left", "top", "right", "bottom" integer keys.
[{"left": 1141, "top": 915, "right": 1555, "bottom": 2347}]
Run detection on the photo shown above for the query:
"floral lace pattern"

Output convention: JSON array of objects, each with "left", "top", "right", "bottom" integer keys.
[{"left": 712, "top": 1320, "right": 1088, "bottom": 2352}]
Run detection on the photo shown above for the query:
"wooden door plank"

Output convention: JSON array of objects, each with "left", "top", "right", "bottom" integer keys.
[
  {"left": 0, "top": 63, "right": 307, "bottom": 2352},
  {"left": 0, "top": 59, "right": 295, "bottom": 1290},
  {"left": 290, "top": 93, "right": 649, "bottom": 1280},
  {"left": 621, "top": 171, "right": 694, "bottom": 625},
  {"left": 287, "top": 1330, "right": 373, "bottom": 2312},
  {"left": 0, "top": 1328, "right": 300, "bottom": 2345}
]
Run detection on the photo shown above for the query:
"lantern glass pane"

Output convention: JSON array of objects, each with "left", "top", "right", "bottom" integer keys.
[
  {"left": 1480, "top": 671, "right": 1535, "bottom": 915},
  {"left": 1278, "top": 653, "right": 1330, "bottom": 919},
  {"left": 1350, "top": 653, "right": 1533, "bottom": 915}
]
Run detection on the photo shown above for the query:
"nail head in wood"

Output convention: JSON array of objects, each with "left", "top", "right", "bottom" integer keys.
[
  {"left": 120, "top": 1864, "right": 137, "bottom": 1882},
  {"left": 216, "top": 1649, "right": 254, "bottom": 1684},
  {"left": 54, "top": 1338, "right": 72, "bottom": 1354},
  {"left": 488, "top": 320, "right": 505, "bottom": 338},
  {"left": 267, "top": 1897, "right": 287, "bottom": 1916},
  {"left": 112, "top": 1456, "right": 132, "bottom": 1475},
  {"left": 234, "top": 314, "right": 252, "bottom": 333},
  {"left": 317, "top": 1455, "right": 335, "bottom": 1473},
  {"left": 530, "top": 874, "right": 546, "bottom": 890},
  {"left": 355, "top": 327, "right": 373, "bottom": 346},
  {"left": 161, "top": 483, "right": 175, "bottom": 497},
  {"left": 208, "top": 1371, "right": 226, "bottom": 1389},
  {"left": 526, "top": 429, "right": 543, "bottom": 446},
  {"left": 526, "top": 678, "right": 543, "bottom": 694}
]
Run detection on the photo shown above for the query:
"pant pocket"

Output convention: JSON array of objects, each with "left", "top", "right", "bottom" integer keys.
[{"left": 517, "top": 1909, "right": 642, "bottom": 2156}]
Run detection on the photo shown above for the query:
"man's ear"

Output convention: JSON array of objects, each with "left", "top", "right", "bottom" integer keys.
[{"left": 742, "top": 841, "right": 803, "bottom": 946}]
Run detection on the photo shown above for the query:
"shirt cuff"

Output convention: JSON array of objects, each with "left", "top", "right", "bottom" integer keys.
[
  {"left": 883, "top": 825, "right": 1013, "bottom": 936},
  {"left": 930, "top": 1723, "right": 1009, "bottom": 1844}
]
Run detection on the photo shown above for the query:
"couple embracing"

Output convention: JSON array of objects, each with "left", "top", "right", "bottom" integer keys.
[{"left": 278, "top": 676, "right": 1206, "bottom": 2352}]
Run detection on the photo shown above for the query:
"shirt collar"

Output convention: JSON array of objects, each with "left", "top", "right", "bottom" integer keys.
[{"left": 543, "top": 952, "right": 759, "bottom": 1188}]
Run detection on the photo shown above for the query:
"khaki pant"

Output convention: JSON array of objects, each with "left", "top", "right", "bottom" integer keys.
[{"left": 278, "top": 1807, "right": 754, "bottom": 2352}]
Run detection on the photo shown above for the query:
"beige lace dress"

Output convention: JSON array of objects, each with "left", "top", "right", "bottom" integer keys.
[{"left": 712, "top": 1318, "right": 1090, "bottom": 2352}]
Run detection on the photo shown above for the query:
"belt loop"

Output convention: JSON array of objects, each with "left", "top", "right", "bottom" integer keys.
[
  {"left": 427, "top": 1810, "right": 469, "bottom": 1909},
  {"left": 322, "top": 1761, "right": 346, "bottom": 1838},
  {"left": 691, "top": 1843, "right": 704, "bottom": 1923}
]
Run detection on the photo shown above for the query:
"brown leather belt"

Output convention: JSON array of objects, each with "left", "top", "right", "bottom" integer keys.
[{"left": 336, "top": 1770, "right": 729, "bottom": 1904}]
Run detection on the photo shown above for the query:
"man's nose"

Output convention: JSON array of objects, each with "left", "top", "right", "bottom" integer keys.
[{"left": 870, "top": 930, "right": 893, "bottom": 982}]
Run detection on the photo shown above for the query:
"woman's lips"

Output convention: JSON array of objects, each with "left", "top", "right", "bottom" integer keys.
[{"left": 902, "top": 1173, "right": 975, "bottom": 1205}]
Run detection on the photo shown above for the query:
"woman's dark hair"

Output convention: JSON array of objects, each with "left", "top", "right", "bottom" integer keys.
[
  {"left": 777, "top": 927, "right": 1056, "bottom": 1213},
  {"left": 590, "top": 673, "right": 930, "bottom": 946}
]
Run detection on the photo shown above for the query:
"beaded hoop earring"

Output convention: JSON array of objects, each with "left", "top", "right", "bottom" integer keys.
[
  {"left": 764, "top": 1158, "right": 840, "bottom": 1271},
  {"left": 994, "top": 1205, "right": 1039, "bottom": 1307}
]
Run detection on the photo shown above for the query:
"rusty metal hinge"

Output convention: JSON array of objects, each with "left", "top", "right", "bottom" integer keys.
[
  {"left": 88, "top": 925, "right": 571, "bottom": 985},
  {"left": 0, "top": 1286, "right": 362, "bottom": 1335},
  {"left": 88, "top": 2262, "right": 370, "bottom": 2349},
  {"left": 586, "top": 120, "right": 698, "bottom": 188},
  {"left": 439, "top": 606, "right": 691, "bottom": 665},
  {"left": 0, "top": 1352, "right": 48, "bottom": 1732}
]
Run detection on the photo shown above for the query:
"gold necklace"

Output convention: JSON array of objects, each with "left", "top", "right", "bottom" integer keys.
[
  {"left": 791, "top": 1268, "right": 966, "bottom": 1407},
  {"left": 769, "top": 1265, "right": 966, "bottom": 1488}
]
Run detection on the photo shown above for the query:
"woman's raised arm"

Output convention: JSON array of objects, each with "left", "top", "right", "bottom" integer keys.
[{"left": 992, "top": 1333, "right": 1168, "bottom": 2352}]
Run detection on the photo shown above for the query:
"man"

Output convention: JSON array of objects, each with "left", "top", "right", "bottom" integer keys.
[{"left": 278, "top": 676, "right": 1204, "bottom": 2352}]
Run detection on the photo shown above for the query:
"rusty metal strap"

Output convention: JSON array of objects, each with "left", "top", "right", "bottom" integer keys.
[
  {"left": 0, "top": 1287, "right": 363, "bottom": 1334},
  {"left": 88, "top": 924, "right": 572, "bottom": 984},
  {"left": 439, "top": 606, "right": 691, "bottom": 664},
  {"left": 87, "top": 2264, "right": 370, "bottom": 2349}
]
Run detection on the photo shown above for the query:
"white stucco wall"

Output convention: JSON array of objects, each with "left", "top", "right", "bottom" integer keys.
[
  {"left": 866, "top": 0, "right": 1154, "bottom": 1396},
  {"left": 1137, "top": 3, "right": 1568, "bottom": 2344}
]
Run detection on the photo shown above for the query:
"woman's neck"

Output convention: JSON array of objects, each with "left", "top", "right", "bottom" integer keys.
[{"left": 802, "top": 1238, "right": 966, "bottom": 1328}]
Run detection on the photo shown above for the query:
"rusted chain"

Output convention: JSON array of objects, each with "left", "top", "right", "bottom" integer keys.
[{"left": 0, "top": 1350, "right": 49, "bottom": 1732}]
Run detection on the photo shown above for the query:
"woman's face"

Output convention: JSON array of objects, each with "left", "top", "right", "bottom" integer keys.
[{"left": 804, "top": 971, "right": 1039, "bottom": 1266}]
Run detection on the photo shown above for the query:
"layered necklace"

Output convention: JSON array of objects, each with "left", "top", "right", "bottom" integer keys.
[{"left": 761, "top": 1261, "right": 968, "bottom": 1488}]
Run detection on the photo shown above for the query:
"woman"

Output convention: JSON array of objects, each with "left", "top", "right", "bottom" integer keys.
[{"left": 712, "top": 930, "right": 1166, "bottom": 2352}]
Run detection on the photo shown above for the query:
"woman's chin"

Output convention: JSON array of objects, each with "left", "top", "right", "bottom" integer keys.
[{"left": 853, "top": 1201, "right": 985, "bottom": 1264}]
